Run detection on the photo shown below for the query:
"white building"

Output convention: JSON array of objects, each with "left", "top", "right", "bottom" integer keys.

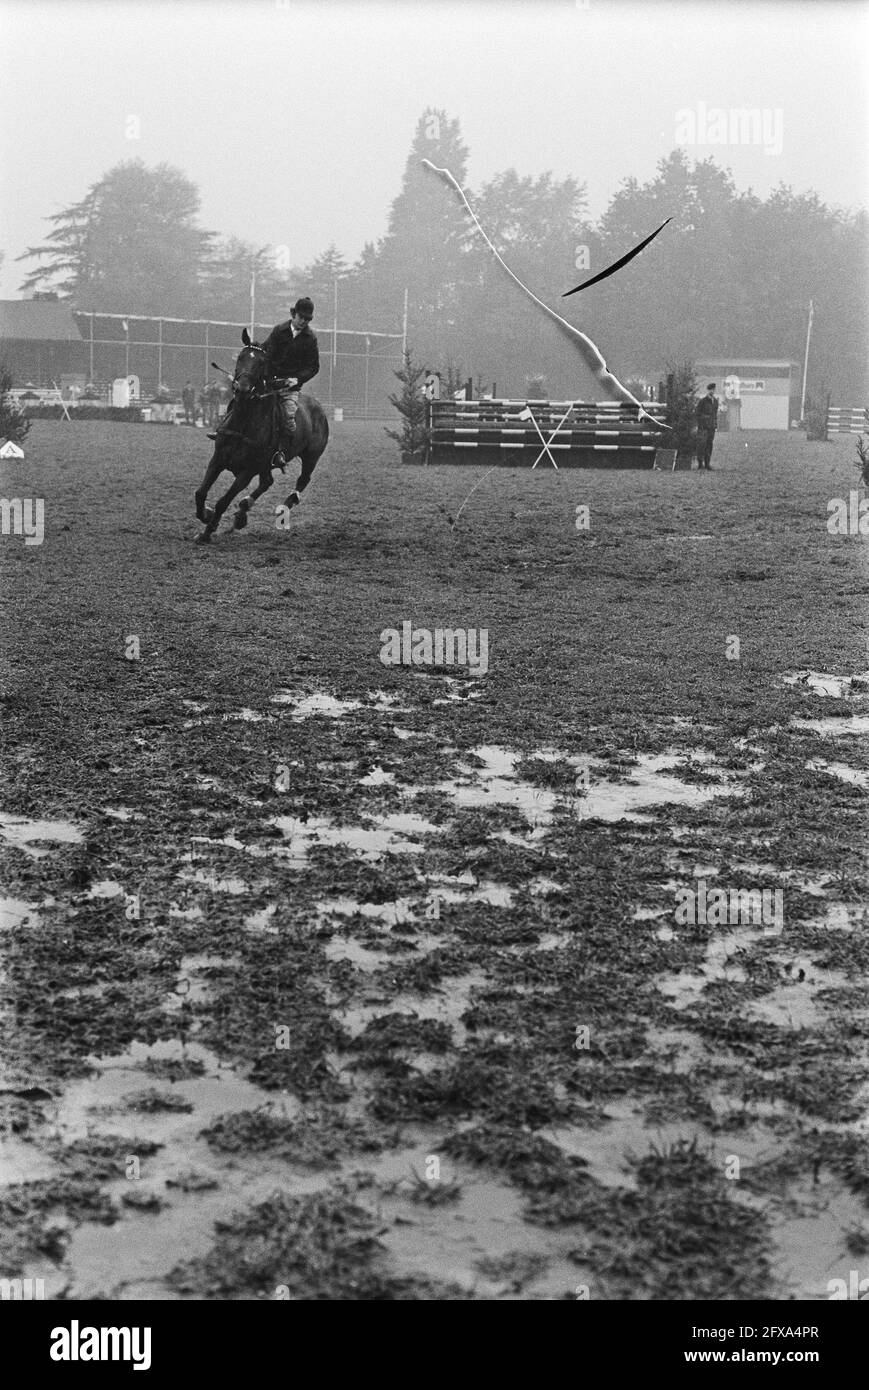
[{"left": 693, "top": 359, "right": 801, "bottom": 430}]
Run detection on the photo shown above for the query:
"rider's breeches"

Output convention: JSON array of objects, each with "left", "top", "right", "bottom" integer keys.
[{"left": 279, "top": 387, "right": 300, "bottom": 433}]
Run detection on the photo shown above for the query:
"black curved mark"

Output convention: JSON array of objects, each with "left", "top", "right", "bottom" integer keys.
[{"left": 563, "top": 218, "right": 672, "bottom": 297}]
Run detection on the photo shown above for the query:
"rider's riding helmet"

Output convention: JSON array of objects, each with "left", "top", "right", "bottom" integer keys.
[{"left": 292, "top": 297, "right": 314, "bottom": 322}]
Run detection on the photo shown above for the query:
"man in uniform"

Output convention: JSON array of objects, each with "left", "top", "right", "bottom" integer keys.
[
  {"left": 695, "top": 382, "right": 720, "bottom": 470},
  {"left": 210, "top": 297, "right": 319, "bottom": 466}
]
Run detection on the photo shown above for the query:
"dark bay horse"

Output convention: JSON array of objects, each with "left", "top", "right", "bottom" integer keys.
[{"left": 194, "top": 329, "right": 329, "bottom": 543}]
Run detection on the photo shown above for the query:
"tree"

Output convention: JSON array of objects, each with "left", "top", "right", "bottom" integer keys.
[
  {"left": 0, "top": 364, "right": 31, "bottom": 444},
  {"left": 202, "top": 237, "right": 291, "bottom": 326},
  {"left": 385, "top": 349, "right": 429, "bottom": 461},
  {"left": 356, "top": 109, "right": 470, "bottom": 362},
  {"left": 458, "top": 167, "right": 590, "bottom": 396},
  {"left": 17, "top": 160, "right": 213, "bottom": 315},
  {"left": 665, "top": 359, "right": 698, "bottom": 461}
]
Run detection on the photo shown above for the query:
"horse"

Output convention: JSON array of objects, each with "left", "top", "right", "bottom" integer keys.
[{"left": 194, "top": 329, "right": 330, "bottom": 543}]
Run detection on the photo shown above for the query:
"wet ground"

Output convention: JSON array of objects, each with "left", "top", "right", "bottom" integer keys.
[{"left": 1, "top": 421, "right": 867, "bottom": 1300}]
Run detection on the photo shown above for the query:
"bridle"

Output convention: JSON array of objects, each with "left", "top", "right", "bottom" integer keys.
[{"left": 233, "top": 343, "right": 295, "bottom": 401}]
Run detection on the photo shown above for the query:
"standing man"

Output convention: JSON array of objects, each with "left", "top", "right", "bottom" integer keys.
[
  {"left": 695, "top": 382, "right": 720, "bottom": 470},
  {"left": 210, "top": 298, "right": 319, "bottom": 465},
  {"left": 182, "top": 380, "right": 196, "bottom": 425}
]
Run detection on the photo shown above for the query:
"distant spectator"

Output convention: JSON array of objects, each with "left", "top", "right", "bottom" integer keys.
[
  {"left": 206, "top": 381, "right": 221, "bottom": 427},
  {"left": 181, "top": 380, "right": 196, "bottom": 424},
  {"left": 695, "top": 383, "right": 720, "bottom": 470}
]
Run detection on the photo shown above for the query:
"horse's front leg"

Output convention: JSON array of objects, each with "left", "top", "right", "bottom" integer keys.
[
  {"left": 196, "top": 467, "right": 256, "bottom": 543},
  {"left": 233, "top": 469, "right": 274, "bottom": 530},
  {"left": 194, "top": 449, "right": 225, "bottom": 523}
]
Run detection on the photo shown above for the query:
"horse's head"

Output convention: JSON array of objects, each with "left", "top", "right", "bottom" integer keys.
[{"left": 232, "top": 327, "right": 267, "bottom": 398}]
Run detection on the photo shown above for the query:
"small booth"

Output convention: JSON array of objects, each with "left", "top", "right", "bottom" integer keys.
[
  {"left": 112, "top": 375, "right": 140, "bottom": 408},
  {"left": 693, "top": 360, "right": 800, "bottom": 430}
]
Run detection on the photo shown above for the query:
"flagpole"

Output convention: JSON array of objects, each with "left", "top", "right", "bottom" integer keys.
[{"left": 800, "top": 298, "right": 813, "bottom": 422}]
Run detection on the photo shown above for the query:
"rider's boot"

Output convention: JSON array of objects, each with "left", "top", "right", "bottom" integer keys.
[
  {"left": 207, "top": 406, "right": 234, "bottom": 441},
  {"left": 273, "top": 424, "right": 295, "bottom": 471}
]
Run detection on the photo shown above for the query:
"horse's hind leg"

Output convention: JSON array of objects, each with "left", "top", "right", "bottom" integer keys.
[
  {"left": 196, "top": 467, "right": 256, "bottom": 543},
  {"left": 233, "top": 469, "right": 274, "bottom": 530},
  {"left": 195, "top": 449, "right": 224, "bottom": 523}
]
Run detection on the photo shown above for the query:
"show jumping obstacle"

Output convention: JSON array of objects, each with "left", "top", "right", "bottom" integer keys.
[{"left": 426, "top": 398, "right": 670, "bottom": 469}]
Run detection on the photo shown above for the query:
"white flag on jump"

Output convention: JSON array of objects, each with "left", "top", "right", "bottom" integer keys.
[{"left": 516, "top": 406, "right": 533, "bottom": 420}]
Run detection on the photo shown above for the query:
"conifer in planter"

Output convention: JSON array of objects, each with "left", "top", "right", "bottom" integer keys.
[
  {"left": 385, "top": 349, "right": 430, "bottom": 464},
  {"left": 0, "top": 365, "right": 31, "bottom": 445},
  {"left": 665, "top": 360, "right": 699, "bottom": 465}
]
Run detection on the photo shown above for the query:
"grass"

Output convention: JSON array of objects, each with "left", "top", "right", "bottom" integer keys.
[{"left": 0, "top": 418, "right": 866, "bottom": 1297}]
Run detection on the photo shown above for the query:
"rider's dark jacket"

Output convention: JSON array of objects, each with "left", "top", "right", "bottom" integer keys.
[{"left": 260, "top": 321, "right": 320, "bottom": 389}]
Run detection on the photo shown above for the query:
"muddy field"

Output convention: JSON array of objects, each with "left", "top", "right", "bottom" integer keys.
[{"left": 1, "top": 418, "right": 867, "bottom": 1301}]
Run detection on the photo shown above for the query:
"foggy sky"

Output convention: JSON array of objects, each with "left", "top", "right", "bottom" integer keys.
[{"left": 1, "top": 0, "right": 866, "bottom": 302}]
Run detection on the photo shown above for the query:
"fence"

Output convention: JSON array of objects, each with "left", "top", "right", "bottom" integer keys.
[
  {"left": 67, "top": 312, "right": 404, "bottom": 416},
  {"left": 426, "top": 398, "right": 669, "bottom": 467},
  {"left": 826, "top": 405, "right": 869, "bottom": 435}
]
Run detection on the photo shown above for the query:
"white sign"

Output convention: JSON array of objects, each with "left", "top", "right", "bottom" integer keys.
[{"left": 0, "top": 440, "right": 25, "bottom": 458}]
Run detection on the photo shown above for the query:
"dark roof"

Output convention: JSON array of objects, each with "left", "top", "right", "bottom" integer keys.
[{"left": 0, "top": 300, "right": 84, "bottom": 342}]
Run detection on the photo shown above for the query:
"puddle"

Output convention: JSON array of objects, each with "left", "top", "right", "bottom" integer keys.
[
  {"left": 783, "top": 670, "right": 868, "bottom": 699},
  {"left": 807, "top": 760, "right": 869, "bottom": 790},
  {"left": 574, "top": 752, "right": 740, "bottom": 824},
  {"left": 44, "top": 1039, "right": 307, "bottom": 1299},
  {"left": 543, "top": 1096, "right": 779, "bottom": 1193},
  {"left": 243, "top": 905, "right": 278, "bottom": 935},
  {"left": 317, "top": 895, "right": 418, "bottom": 927},
  {"left": 360, "top": 767, "right": 396, "bottom": 787},
  {"left": 317, "top": 878, "right": 514, "bottom": 930},
  {"left": 792, "top": 715, "right": 869, "bottom": 736},
  {"left": 176, "top": 868, "right": 250, "bottom": 895},
  {"left": 168, "top": 905, "right": 205, "bottom": 921},
  {"left": 769, "top": 1184, "right": 864, "bottom": 1300},
  {"left": 430, "top": 676, "right": 485, "bottom": 706},
  {"left": 271, "top": 812, "right": 441, "bottom": 864},
  {"left": 336, "top": 972, "right": 487, "bottom": 1047},
  {"left": 323, "top": 936, "right": 394, "bottom": 971},
  {"left": 271, "top": 691, "right": 362, "bottom": 718},
  {"left": 85, "top": 880, "right": 125, "bottom": 900},
  {"left": 657, "top": 925, "right": 769, "bottom": 1008},
  {"left": 0, "top": 1134, "right": 61, "bottom": 1185},
  {"left": 0, "top": 895, "right": 43, "bottom": 930},
  {"left": 182, "top": 708, "right": 270, "bottom": 729},
  {"left": 0, "top": 813, "right": 84, "bottom": 857},
  {"left": 271, "top": 690, "right": 406, "bottom": 719},
  {"left": 425, "top": 746, "right": 556, "bottom": 831}
]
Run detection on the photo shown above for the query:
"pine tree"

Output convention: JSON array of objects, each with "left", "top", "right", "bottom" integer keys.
[
  {"left": 0, "top": 365, "right": 31, "bottom": 444},
  {"left": 17, "top": 160, "right": 212, "bottom": 315},
  {"left": 385, "top": 349, "right": 429, "bottom": 462}
]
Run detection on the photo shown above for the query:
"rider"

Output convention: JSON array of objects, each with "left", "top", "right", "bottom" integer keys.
[{"left": 209, "top": 297, "right": 319, "bottom": 467}]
